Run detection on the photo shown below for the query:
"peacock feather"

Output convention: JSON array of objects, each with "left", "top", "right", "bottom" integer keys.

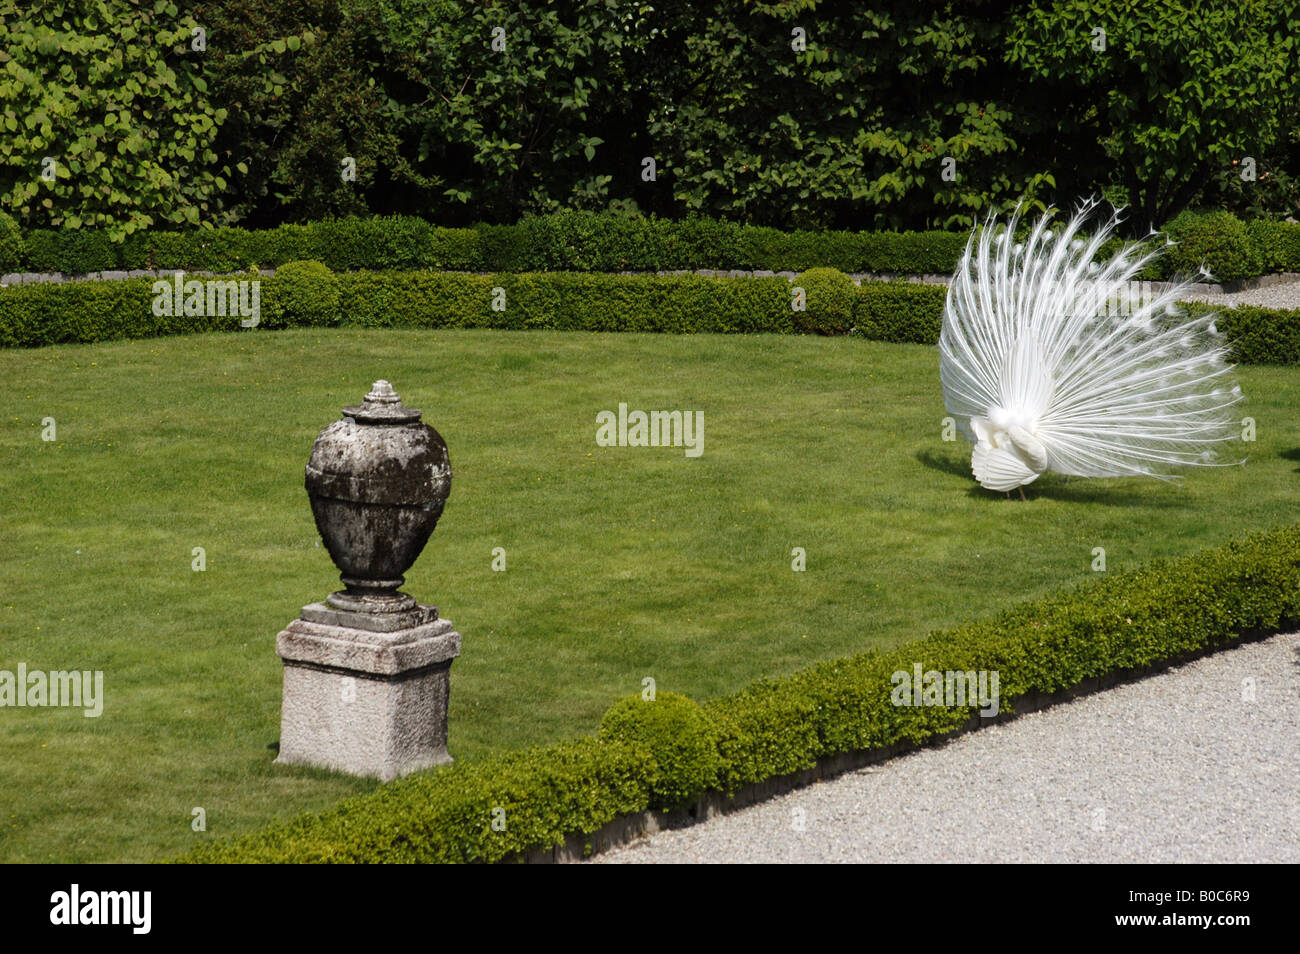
[{"left": 939, "top": 200, "right": 1244, "bottom": 493}]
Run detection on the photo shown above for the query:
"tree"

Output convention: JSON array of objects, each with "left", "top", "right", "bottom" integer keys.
[
  {"left": 1006, "top": 0, "right": 1300, "bottom": 233},
  {"left": 191, "top": 0, "right": 433, "bottom": 225},
  {"left": 361, "top": 0, "right": 638, "bottom": 223},
  {"left": 0, "top": 0, "right": 232, "bottom": 238},
  {"left": 639, "top": 0, "right": 1051, "bottom": 230}
]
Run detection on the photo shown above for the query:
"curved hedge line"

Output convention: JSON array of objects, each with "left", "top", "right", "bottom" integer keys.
[
  {"left": 3, "top": 266, "right": 1297, "bottom": 366},
  {"left": 176, "top": 522, "right": 1300, "bottom": 863},
  {"left": 4, "top": 210, "right": 1297, "bottom": 281}
]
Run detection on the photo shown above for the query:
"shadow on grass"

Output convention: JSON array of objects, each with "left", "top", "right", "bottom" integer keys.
[
  {"left": 1278, "top": 447, "right": 1300, "bottom": 473},
  {"left": 914, "top": 448, "right": 970, "bottom": 481},
  {"left": 914, "top": 448, "right": 1186, "bottom": 508}
]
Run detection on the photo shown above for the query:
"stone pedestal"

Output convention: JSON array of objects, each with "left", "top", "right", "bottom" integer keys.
[{"left": 275, "top": 602, "right": 461, "bottom": 781}]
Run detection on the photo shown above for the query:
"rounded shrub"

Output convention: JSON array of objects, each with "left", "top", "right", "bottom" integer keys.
[
  {"left": 598, "top": 691, "right": 719, "bottom": 811},
  {"left": 0, "top": 211, "right": 24, "bottom": 272},
  {"left": 792, "top": 267, "right": 856, "bottom": 334},
  {"left": 266, "top": 260, "right": 340, "bottom": 328},
  {"left": 1161, "top": 210, "right": 1263, "bottom": 283}
]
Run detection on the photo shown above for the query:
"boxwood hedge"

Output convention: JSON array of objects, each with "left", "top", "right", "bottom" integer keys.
[
  {"left": 177, "top": 522, "right": 1300, "bottom": 863},
  {"left": 6, "top": 267, "right": 1298, "bottom": 367},
  {"left": 7, "top": 210, "right": 1296, "bottom": 280}
]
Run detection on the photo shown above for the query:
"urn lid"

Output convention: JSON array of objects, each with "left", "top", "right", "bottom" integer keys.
[{"left": 342, "top": 380, "right": 423, "bottom": 424}]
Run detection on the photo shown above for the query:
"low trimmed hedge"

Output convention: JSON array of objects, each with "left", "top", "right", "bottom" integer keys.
[
  {"left": 1246, "top": 219, "right": 1300, "bottom": 276},
  {"left": 6, "top": 266, "right": 1299, "bottom": 366},
  {"left": 599, "top": 692, "right": 721, "bottom": 810},
  {"left": 1183, "top": 301, "right": 1300, "bottom": 366},
  {"left": 177, "top": 523, "right": 1300, "bottom": 863},
  {"left": 0, "top": 212, "right": 22, "bottom": 273},
  {"left": 7, "top": 209, "right": 1296, "bottom": 280},
  {"left": 2, "top": 213, "right": 970, "bottom": 275},
  {"left": 183, "top": 738, "right": 657, "bottom": 864},
  {"left": 855, "top": 280, "right": 948, "bottom": 344},
  {"left": 0, "top": 269, "right": 800, "bottom": 346}
]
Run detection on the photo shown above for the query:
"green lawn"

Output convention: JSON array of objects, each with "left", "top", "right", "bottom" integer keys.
[{"left": 1, "top": 327, "right": 1295, "bottom": 862}]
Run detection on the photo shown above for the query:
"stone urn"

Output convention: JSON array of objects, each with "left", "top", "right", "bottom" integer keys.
[{"left": 304, "top": 380, "right": 451, "bottom": 625}]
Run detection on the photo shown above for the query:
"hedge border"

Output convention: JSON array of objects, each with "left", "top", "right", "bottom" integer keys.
[
  {"left": 175, "top": 522, "right": 1300, "bottom": 863},
  {"left": 3, "top": 209, "right": 1298, "bottom": 282},
  {"left": 527, "top": 620, "right": 1284, "bottom": 862},
  {"left": 4, "top": 267, "right": 1298, "bottom": 366}
]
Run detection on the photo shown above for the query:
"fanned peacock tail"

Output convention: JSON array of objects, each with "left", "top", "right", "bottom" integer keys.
[{"left": 939, "top": 199, "right": 1243, "bottom": 492}]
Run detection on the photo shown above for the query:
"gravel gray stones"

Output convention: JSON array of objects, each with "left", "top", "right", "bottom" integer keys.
[
  {"left": 1183, "top": 276, "right": 1300, "bottom": 310},
  {"left": 593, "top": 632, "right": 1300, "bottom": 864}
]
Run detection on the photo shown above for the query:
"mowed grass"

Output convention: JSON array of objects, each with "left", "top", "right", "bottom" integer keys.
[{"left": 1, "top": 327, "right": 1297, "bottom": 862}]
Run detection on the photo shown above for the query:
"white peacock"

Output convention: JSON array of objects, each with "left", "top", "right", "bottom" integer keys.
[{"left": 939, "top": 201, "right": 1243, "bottom": 497}]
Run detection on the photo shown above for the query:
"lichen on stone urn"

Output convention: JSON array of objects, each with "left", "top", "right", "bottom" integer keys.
[{"left": 305, "top": 380, "right": 451, "bottom": 615}]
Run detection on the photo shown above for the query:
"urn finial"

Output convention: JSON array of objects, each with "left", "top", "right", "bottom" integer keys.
[{"left": 342, "top": 379, "right": 424, "bottom": 424}]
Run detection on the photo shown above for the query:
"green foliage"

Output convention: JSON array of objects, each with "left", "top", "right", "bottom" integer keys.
[
  {"left": 190, "top": 0, "right": 428, "bottom": 223},
  {"left": 710, "top": 523, "right": 1300, "bottom": 790},
  {"left": 0, "top": 270, "right": 797, "bottom": 345},
  {"left": 514, "top": 211, "right": 670, "bottom": 271},
  {"left": 0, "top": 210, "right": 22, "bottom": 270},
  {"left": 1245, "top": 219, "right": 1300, "bottom": 275},
  {"left": 2, "top": 1, "right": 1298, "bottom": 232},
  {"left": 0, "top": 277, "right": 237, "bottom": 348},
  {"left": 1198, "top": 153, "right": 1300, "bottom": 224},
  {"left": 598, "top": 692, "right": 720, "bottom": 810},
  {"left": 23, "top": 228, "right": 115, "bottom": 273},
  {"left": 353, "top": 0, "right": 636, "bottom": 223},
  {"left": 855, "top": 281, "right": 949, "bottom": 344},
  {"left": 640, "top": 1, "right": 1050, "bottom": 230},
  {"left": 762, "top": 227, "right": 963, "bottom": 274},
  {"left": 1007, "top": 0, "right": 1300, "bottom": 233},
  {"left": 177, "top": 738, "right": 656, "bottom": 863},
  {"left": 793, "top": 268, "right": 856, "bottom": 335},
  {"left": 266, "top": 260, "right": 340, "bottom": 328},
  {"left": 174, "top": 522, "right": 1300, "bottom": 862},
  {"left": 1183, "top": 301, "right": 1300, "bottom": 366},
  {"left": 1162, "top": 211, "right": 1264, "bottom": 283},
  {"left": 11, "top": 264, "right": 1300, "bottom": 366},
  {"left": 0, "top": 1, "right": 232, "bottom": 238},
  {"left": 836, "top": 231, "right": 969, "bottom": 275},
  {"left": 11, "top": 213, "right": 977, "bottom": 274},
  {"left": 16, "top": 210, "right": 1300, "bottom": 281}
]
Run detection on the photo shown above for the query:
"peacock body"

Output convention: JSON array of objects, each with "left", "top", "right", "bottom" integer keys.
[{"left": 939, "top": 201, "right": 1243, "bottom": 493}]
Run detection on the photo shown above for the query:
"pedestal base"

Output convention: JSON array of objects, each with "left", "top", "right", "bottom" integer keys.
[{"left": 275, "top": 605, "right": 460, "bottom": 781}]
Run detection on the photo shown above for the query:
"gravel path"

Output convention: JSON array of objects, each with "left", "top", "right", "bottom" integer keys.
[
  {"left": 1182, "top": 275, "right": 1300, "bottom": 310},
  {"left": 593, "top": 632, "right": 1300, "bottom": 864}
]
